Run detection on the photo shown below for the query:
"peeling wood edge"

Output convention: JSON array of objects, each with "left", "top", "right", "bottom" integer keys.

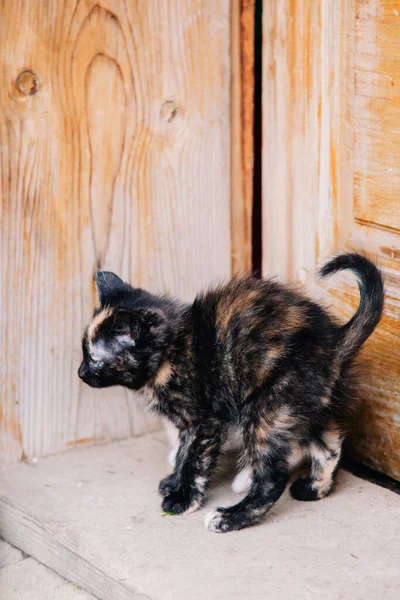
[
  {"left": 0, "top": 497, "right": 151, "bottom": 600},
  {"left": 230, "top": 0, "right": 255, "bottom": 274}
]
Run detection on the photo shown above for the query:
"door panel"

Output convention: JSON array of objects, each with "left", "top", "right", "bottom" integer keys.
[
  {"left": 263, "top": 0, "right": 400, "bottom": 479},
  {"left": 0, "top": 0, "right": 231, "bottom": 465},
  {"left": 353, "top": 0, "right": 400, "bottom": 232}
]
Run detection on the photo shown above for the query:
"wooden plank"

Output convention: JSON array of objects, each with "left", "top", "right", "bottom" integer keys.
[
  {"left": 1, "top": 434, "right": 400, "bottom": 600},
  {"left": 230, "top": 0, "right": 255, "bottom": 273},
  {"left": 0, "top": 1, "right": 231, "bottom": 465},
  {"left": 353, "top": 0, "right": 400, "bottom": 232},
  {"left": 263, "top": 0, "right": 325, "bottom": 279},
  {"left": 262, "top": 0, "right": 347, "bottom": 279}
]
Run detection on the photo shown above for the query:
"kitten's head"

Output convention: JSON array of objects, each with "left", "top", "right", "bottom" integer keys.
[{"left": 78, "top": 272, "right": 172, "bottom": 390}]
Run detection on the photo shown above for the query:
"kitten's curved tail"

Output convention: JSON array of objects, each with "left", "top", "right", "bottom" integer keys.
[{"left": 319, "top": 252, "right": 384, "bottom": 360}]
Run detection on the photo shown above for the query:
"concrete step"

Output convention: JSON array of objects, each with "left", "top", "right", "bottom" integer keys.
[
  {"left": 0, "top": 540, "right": 96, "bottom": 600},
  {"left": 0, "top": 432, "right": 399, "bottom": 600}
]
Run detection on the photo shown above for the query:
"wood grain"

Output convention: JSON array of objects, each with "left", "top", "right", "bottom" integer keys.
[
  {"left": 230, "top": 0, "right": 255, "bottom": 274},
  {"left": 343, "top": 0, "right": 400, "bottom": 478},
  {"left": 353, "top": 0, "right": 400, "bottom": 232},
  {"left": 262, "top": 0, "right": 330, "bottom": 280},
  {"left": 262, "top": 0, "right": 400, "bottom": 479},
  {"left": 0, "top": 0, "right": 231, "bottom": 465}
]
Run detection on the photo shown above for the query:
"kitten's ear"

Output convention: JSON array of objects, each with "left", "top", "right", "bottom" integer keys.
[
  {"left": 95, "top": 271, "right": 124, "bottom": 305},
  {"left": 112, "top": 308, "right": 165, "bottom": 346}
]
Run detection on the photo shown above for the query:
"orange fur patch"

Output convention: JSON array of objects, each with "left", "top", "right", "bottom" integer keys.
[
  {"left": 153, "top": 361, "right": 173, "bottom": 387},
  {"left": 87, "top": 307, "right": 113, "bottom": 344},
  {"left": 284, "top": 305, "right": 307, "bottom": 331},
  {"left": 255, "top": 417, "right": 270, "bottom": 444},
  {"left": 216, "top": 289, "right": 260, "bottom": 340}
]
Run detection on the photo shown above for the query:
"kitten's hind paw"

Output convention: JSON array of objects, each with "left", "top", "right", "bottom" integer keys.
[{"left": 290, "top": 477, "right": 319, "bottom": 501}]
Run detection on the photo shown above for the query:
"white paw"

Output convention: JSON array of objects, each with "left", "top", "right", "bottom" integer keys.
[
  {"left": 204, "top": 511, "right": 223, "bottom": 532},
  {"left": 231, "top": 467, "right": 252, "bottom": 494}
]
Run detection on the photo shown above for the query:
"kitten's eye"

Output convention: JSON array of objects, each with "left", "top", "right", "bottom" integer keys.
[{"left": 92, "top": 360, "right": 103, "bottom": 369}]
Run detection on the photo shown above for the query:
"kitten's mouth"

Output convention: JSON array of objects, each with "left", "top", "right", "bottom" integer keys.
[{"left": 78, "top": 364, "right": 103, "bottom": 388}]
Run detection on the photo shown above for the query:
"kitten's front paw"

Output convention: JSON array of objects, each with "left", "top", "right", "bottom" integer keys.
[
  {"left": 204, "top": 510, "right": 230, "bottom": 532},
  {"left": 162, "top": 490, "right": 202, "bottom": 515},
  {"left": 158, "top": 474, "right": 178, "bottom": 497},
  {"left": 205, "top": 507, "right": 262, "bottom": 533}
]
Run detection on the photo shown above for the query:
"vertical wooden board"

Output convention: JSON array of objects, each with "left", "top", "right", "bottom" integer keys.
[
  {"left": 122, "top": 0, "right": 231, "bottom": 299},
  {"left": 230, "top": 0, "right": 255, "bottom": 274},
  {"left": 262, "top": 0, "right": 328, "bottom": 280},
  {"left": 353, "top": 0, "right": 400, "bottom": 232},
  {"left": 0, "top": 0, "right": 231, "bottom": 465},
  {"left": 262, "top": 0, "right": 354, "bottom": 281},
  {"left": 262, "top": 0, "right": 345, "bottom": 280}
]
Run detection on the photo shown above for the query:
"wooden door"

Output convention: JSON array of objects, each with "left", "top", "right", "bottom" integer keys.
[
  {"left": 263, "top": 0, "right": 400, "bottom": 480},
  {"left": 0, "top": 0, "right": 233, "bottom": 465}
]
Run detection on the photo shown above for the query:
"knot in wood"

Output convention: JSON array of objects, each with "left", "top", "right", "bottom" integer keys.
[
  {"left": 160, "top": 100, "right": 178, "bottom": 122},
  {"left": 17, "top": 70, "right": 41, "bottom": 96}
]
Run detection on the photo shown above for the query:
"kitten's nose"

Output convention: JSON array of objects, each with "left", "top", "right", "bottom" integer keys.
[{"left": 78, "top": 363, "right": 88, "bottom": 379}]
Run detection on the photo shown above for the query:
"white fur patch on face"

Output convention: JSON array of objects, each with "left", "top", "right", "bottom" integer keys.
[
  {"left": 89, "top": 339, "right": 113, "bottom": 363},
  {"left": 115, "top": 333, "right": 135, "bottom": 347},
  {"left": 204, "top": 511, "right": 223, "bottom": 532},
  {"left": 231, "top": 467, "right": 253, "bottom": 494}
]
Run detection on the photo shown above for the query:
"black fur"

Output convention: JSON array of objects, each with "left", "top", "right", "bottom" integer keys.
[{"left": 78, "top": 253, "right": 384, "bottom": 532}]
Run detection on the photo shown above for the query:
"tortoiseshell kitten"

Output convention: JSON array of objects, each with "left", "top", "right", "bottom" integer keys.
[{"left": 78, "top": 253, "right": 384, "bottom": 532}]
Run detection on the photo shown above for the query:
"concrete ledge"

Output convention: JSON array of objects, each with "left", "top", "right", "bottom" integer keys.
[
  {"left": 0, "top": 539, "right": 25, "bottom": 569},
  {"left": 0, "top": 556, "right": 96, "bottom": 600},
  {"left": 0, "top": 433, "right": 399, "bottom": 599}
]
